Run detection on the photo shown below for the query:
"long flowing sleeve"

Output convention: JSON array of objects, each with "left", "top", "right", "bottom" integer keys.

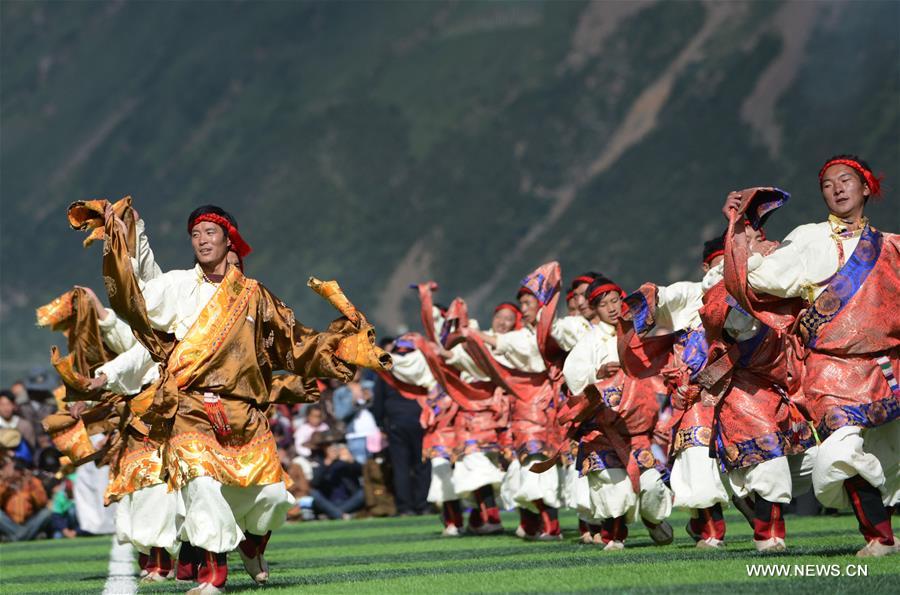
[
  {"left": 259, "top": 286, "right": 355, "bottom": 382},
  {"left": 494, "top": 327, "right": 546, "bottom": 373},
  {"left": 389, "top": 351, "right": 437, "bottom": 390},
  {"left": 444, "top": 344, "right": 491, "bottom": 382},
  {"left": 132, "top": 218, "right": 163, "bottom": 285},
  {"left": 97, "top": 308, "right": 137, "bottom": 355},
  {"left": 746, "top": 222, "right": 860, "bottom": 300},
  {"left": 655, "top": 281, "right": 704, "bottom": 331},
  {"left": 562, "top": 324, "right": 617, "bottom": 396},
  {"left": 550, "top": 315, "right": 591, "bottom": 351},
  {"left": 95, "top": 342, "right": 157, "bottom": 396}
]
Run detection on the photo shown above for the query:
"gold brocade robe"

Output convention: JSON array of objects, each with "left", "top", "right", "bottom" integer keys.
[{"left": 100, "top": 208, "right": 358, "bottom": 501}]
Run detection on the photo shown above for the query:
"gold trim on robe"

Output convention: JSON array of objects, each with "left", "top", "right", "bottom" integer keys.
[
  {"left": 168, "top": 266, "right": 259, "bottom": 389},
  {"left": 167, "top": 431, "right": 285, "bottom": 490}
]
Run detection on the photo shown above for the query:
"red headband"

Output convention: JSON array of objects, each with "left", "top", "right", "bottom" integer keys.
[
  {"left": 566, "top": 289, "right": 576, "bottom": 302},
  {"left": 818, "top": 159, "right": 882, "bottom": 197},
  {"left": 588, "top": 283, "right": 623, "bottom": 304},
  {"left": 703, "top": 249, "right": 724, "bottom": 266},
  {"left": 494, "top": 303, "right": 523, "bottom": 329},
  {"left": 570, "top": 275, "right": 595, "bottom": 290},
  {"left": 189, "top": 213, "right": 252, "bottom": 258}
]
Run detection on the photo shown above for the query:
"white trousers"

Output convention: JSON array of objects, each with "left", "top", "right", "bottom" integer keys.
[
  {"left": 586, "top": 467, "right": 672, "bottom": 523},
  {"left": 813, "top": 420, "right": 900, "bottom": 509},
  {"left": 427, "top": 457, "right": 458, "bottom": 504},
  {"left": 499, "top": 459, "right": 520, "bottom": 511},
  {"left": 727, "top": 447, "right": 818, "bottom": 504},
  {"left": 452, "top": 452, "right": 504, "bottom": 497},
  {"left": 115, "top": 482, "right": 179, "bottom": 555},
  {"left": 670, "top": 446, "right": 729, "bottom": 509},
  {"left": 513, "top": 457, "right": 562, "bottom": 511},
  {"left": 179, "top": 477, "right": 294, "bottom": 553}
]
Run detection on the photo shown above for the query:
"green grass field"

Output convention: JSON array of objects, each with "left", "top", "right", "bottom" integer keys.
[{"left": 1, "top": 510, "right": 897, "bottom": 594}]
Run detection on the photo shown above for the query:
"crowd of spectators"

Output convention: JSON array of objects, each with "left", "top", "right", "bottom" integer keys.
[{"left": 0, "top": 340, "right": 435, "bottom": 542}]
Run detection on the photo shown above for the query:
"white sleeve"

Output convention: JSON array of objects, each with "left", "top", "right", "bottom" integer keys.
[
  {"left": 140, "top": 272, "right": 182, "bottom": 332},
  {"left": 95, "top": 342, "right": 157, "bottom": 396},
  {"left": 563, "top": 333, "right": 600, "bottom": 396},
  {"left": 494, "top": 328, "right": 546, "bottom": 373},
  {"left": 390, "top": 351, "right": 437, "bottom": 390},
  {"left": 445, "top": 344, "right": 490, "bottom": 382},
  {"left": 550, "top": 315, "right": 590, "bottom": 351},
  {"left": 96, "top": 308, "right": 137, "bottom": 355},
  {"left": 747, "top": 225, "right": 816, "bottom": 299},
  {"left": 656, "top": 281, "right": 704, "bottom": 331},
  {"left": 132, "top": 219, "right": 164, "bottom": 285}
]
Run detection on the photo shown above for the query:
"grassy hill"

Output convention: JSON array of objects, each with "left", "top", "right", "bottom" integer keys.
[{"left": 1, "top": 0, "right": 898, "bottom": 383}]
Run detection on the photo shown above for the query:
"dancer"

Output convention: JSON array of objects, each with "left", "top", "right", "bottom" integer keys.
[
  {"left": 722, "top": 157, "right": 898, "bottom": 556},
  {"left": 88, "top": 199, "right": 390, "bottom": 592}
]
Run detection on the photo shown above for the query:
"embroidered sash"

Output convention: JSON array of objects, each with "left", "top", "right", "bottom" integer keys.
[
  {"left": 798, "top": 225, "right": 883, "bottom": 349},
  {"left": 167, "top": 266, "right": 259, "bottom": 389}
]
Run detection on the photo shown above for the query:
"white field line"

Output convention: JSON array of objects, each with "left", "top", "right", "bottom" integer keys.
[{"left": 101, "top": 538, "right": 137, "bottom": 595}]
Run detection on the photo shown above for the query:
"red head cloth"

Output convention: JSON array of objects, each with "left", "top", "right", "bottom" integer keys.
[
  {"left": 818, "top": 158, "right": 882, "bottom": 198},
  {"left": 188, "top": 213, "right": 252, "bottom": 258},
  {"left": 588, "top": 282, "right": 624, "bottom": 304},
  {"left": 569, "top": 274, "right": 596, "bottom": 290},
  {"left": 494, "top": 302, "right": 523, "bottom": 330},
  {"left": 566, "top": 289, "right": 576, "bottom": 302}
]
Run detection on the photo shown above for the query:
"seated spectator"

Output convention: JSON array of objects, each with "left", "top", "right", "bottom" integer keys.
[
  {"left": 50, "top": 475, "right": 78, "bottom": 539},
  {"left": 269, "top": 405, "right": 295, "bottom": 451},
  {"left": 16, "top": 369, "right": 58, "bottom": 436},
  {"left": 0, "top": 391, "right": 36, "bottom": 460},
  {"left": 0, "top": 454, "right": 53, "bottom": 541},
  {"left": 309, "top": 441, "right": 365, "bottom": 520},
  {"left": 344, "top": 380, "right": 379, "bottom": 464},
  {"left": 293, "top": 405, "right": 329, "bottom": 459}
]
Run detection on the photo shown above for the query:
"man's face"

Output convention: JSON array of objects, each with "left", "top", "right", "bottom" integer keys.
[
  {"left": 702, "top": 254, "right": 724, "bottom": 273},
  {"left": 820, "top": 164, "right": 868, "bottom": 219},
  {"left": 572, "top": 282, "right": 593, "bottom": 319},
  {"left": 10, "top": 383, "right": 27, "bottom": 403},
  {"left": 0, "top": 397, "right": 14, "bottom": 420},
  {"left": 594, "top": 292, "right": 622, "bottom": 326},
  {"left": 191, "top": 221, "right": 230, "bottom": 267},
  {"left": 492, "top": 309, "right": 517, "bottom": 334},
  {"left": 518, "top": 293, "right": 539, "bottom": 326}
]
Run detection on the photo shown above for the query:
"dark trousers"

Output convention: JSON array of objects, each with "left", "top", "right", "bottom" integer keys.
[
  {"left": 311, "top": 488, "right": 366, "bottom": 520},
  {"left": 387, "top": 422, "right": 430, "bottom": 514},
  {"left": 0, "top": 508, "right": 52, "bottom": 541}
]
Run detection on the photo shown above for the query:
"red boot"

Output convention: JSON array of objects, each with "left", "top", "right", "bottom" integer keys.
[
  {"left": 599, "top": 516, "right": 628, "bottom": 550},
  {"left": 176, "top": 542, "right": 200, "bottom": 583},
  {"left": 845, "top": 476, "right": 898, "bottom": 556},
  {"left": 190, "top": 549, "right": 227, "bottom": 594},
  {"left": 141, "top": 547, "right": 173, "bottom": 582},
  {"left": 753, "top": 497, "right": 786, "bottom": 552},
  {"left": 238, "top": 531, "right": 271, "bottom": 584},
  {"left": 533, "top": 500, "right": 561, "bottom": 541}
]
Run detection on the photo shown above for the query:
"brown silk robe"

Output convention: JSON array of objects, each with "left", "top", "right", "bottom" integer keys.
[{"left": 99, "top": 206, "right": 359, "bottom": 501}]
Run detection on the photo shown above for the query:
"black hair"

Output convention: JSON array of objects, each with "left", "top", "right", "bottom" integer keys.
[
  {"left": 570, "top": 271, "right": 601, "bottom": 290},
  {"left": 702, "top": 233, "right": 726, "bottom": 264},
  {"left": 0, "top": 390, "right": 14, "bottom": 403},
  {"left": 187, "top": 205, "right": 239, "bottom": 236}
]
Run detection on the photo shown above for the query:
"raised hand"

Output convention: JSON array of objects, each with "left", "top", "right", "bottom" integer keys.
[{"left": 722, "top": 190, "right": 743, "bottom": 221}]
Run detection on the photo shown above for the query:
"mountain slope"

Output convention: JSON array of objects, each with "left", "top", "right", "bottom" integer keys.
[{"left": 1, "top": 0, "right": 897, "bottom": 383}]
